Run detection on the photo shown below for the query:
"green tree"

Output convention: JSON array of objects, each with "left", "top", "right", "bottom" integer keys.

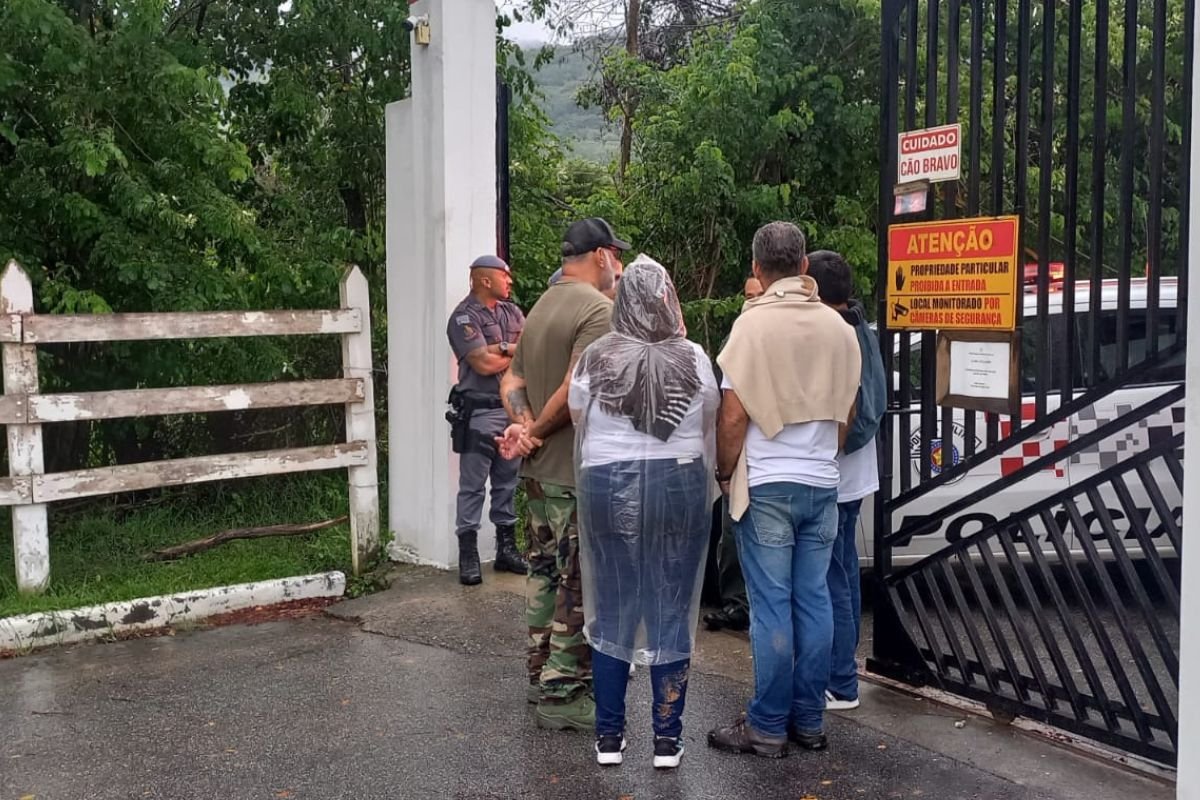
[
  {"left": 608, "top": 0, "right": 882, "bottom": 349},
  {"left": 0, "top": 0, "right": 351, "bottom": 468}
]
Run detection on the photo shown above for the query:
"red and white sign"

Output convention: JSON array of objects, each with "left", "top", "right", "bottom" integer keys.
[{"left": 898, "top": 123, "right": 961, "bottom": 185}]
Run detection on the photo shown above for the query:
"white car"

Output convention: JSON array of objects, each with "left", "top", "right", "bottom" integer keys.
[{"left": 861, "top": 275, "right": 1184, "bottom": 566}]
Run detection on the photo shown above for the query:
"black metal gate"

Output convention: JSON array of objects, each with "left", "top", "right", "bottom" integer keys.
[{"left": 873, "top": 0, "right": 1193, "bottom": 765}]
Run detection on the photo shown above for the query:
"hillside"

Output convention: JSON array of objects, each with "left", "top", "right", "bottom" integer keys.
[{"left": 528, "top": 46, "right": 618, "bottom": 164}]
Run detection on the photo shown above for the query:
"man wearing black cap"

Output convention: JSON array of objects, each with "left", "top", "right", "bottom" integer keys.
[
  {"left": 445, "top": 254, "right": 527, "bottom": 585},
  {"left": 498, "top": 217, "right": 629, "bottom": 731}
]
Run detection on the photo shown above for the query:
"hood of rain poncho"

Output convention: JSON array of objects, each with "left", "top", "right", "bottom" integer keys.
[
  {"left": 579, "top": 255, "right": 700, "bottom": 442},
  {"left": 569, "top": 254, "right": 720, "bottom": 666}
]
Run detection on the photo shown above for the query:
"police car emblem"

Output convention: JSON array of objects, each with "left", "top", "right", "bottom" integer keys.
[{"left": 909, "top": 423, "right": 980, "bottom": 483}]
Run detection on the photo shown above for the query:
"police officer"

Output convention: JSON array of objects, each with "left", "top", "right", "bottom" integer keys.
[{"left": 446, "top": 255, "right": 528, "bottom": 585}]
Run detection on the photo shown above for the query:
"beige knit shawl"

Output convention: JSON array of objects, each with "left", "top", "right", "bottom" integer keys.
[{"left": 716, "top": 275, "right": 862, "bottom": 520}]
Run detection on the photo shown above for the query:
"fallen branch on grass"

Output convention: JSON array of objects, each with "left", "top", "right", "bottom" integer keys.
[{"left": 142, "top": 516, "right": 349, "bottom": 561}]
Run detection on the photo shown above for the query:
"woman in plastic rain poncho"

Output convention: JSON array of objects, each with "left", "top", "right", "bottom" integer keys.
[{"left": 568, "top": 255, "right": 719, "bottom": 769}]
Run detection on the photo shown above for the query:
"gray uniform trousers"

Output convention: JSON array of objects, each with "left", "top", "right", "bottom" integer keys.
[{"left": 455, "top": 408, "right": 521, "bottom": 536}]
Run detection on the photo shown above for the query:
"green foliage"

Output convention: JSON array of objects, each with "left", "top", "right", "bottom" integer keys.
[
  {"left": 597, "top": 0, "right": 882, "bottom": 345},
  {"left": 528, "top": 0, "right": 1191, "bottom": 349},
  {"left": 0, "top": 0, "right": 368, "bottom": 469},
  {"left": 499, "top": 27, "right": 615, "bottom": 310}
]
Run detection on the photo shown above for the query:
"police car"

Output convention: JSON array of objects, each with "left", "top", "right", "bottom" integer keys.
[{"left": 861, "top": 272, "right": 1184, "bottom": 565}]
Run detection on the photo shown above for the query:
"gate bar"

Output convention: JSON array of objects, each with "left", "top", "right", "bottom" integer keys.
[
  {"left": 1148, "top": 0, "right": 1168, "bottom": 356},
  {"left": 1088, "top": 0, "right": 1110, "bottom": 386},
  {"left": 1061, "top": 0, "right": 1083, "bottom": 405}
]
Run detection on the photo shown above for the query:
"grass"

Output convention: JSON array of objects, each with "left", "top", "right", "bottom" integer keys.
[{"left": 0, "top": 474, "right": 376, "bottom": 619}]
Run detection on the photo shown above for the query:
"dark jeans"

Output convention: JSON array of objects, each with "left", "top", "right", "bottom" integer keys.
[
  {"left": 594, "top": 650, "right": 691, "bottom": 739},
  {"left": 827, "top": 499, "right": 864, "bottom": 700},
  {"left": 578, "top": 458, "right": 709, "bottom": 663}
]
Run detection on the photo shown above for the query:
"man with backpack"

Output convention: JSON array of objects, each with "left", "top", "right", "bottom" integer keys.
[{"left": 806, "top": 250, "right": 887, "bottom": 711}]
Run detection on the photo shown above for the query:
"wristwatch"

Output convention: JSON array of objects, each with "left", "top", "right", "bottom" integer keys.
[{"left": 500, "top": 341, "right": 511, "bottom": 356}]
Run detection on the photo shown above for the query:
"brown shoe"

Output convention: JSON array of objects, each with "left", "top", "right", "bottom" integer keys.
[
  {"left": 787, "top": 728, "right": 829, "bottom": 751},
  {"left": 706, "top": 714, "right": 788, "bottom": 758}
]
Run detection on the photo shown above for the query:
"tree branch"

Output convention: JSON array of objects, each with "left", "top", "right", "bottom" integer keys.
[{"left": 143, "top": 516, "right": 349, "bottom": 561}]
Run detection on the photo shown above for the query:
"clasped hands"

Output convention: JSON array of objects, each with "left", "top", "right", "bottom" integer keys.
[{"left": 496, "top": 423, "right": 542, "bottom": 460}]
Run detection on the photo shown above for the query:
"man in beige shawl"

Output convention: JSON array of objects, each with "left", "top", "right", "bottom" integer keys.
[{"left": 706, "top": 222, "right": 861, "bottom": 758}]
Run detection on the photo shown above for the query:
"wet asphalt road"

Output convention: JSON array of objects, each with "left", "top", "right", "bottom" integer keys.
[
  {"left": 2, "top": 615, "right": 1046, "bottom": 800},
  {"left": 0, "top": 566, "right": 1172, "bottom": 800}
]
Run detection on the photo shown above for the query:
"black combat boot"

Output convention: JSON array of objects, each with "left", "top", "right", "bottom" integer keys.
[
  {"left": 494, "top": 524, "right": 528, "bottom": 575},
  {"left": 458, "top": 530, "right": 482, "bottom": 586}
]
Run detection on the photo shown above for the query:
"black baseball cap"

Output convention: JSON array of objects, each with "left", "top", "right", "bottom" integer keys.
[
  {"left": 469, "top": 254, "right": 511, "bottom": 274},
  {"left": 561, "top": 218, "right": 631, "bottom": 257}
]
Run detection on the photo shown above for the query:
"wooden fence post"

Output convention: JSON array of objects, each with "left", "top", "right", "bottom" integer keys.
[
  {"left": 2, "top": 261, "right": 48, "bottom": 593},
  {"left": 340, "top": 265, "right": 380, "bottom": 575}
]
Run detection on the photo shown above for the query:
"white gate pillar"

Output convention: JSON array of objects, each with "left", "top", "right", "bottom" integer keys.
[
  {"left": 1177, "top": 2, "right": 1200, "bottom": 793},
  {"left": 385, "top": 0, "right": 498, "bottom": 567}
]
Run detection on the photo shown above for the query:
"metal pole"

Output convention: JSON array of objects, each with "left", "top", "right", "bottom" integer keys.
[
  {"left": 496, "top": 80, "right": 512, "bottom": 264},
  {"left": 1175, "top": 0, "right": 1200, "bottom": 790}
]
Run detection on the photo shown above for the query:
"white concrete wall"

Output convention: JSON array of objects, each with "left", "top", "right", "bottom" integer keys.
[
  {"left": 385, "top": 0, "right": 498, "bottom": 568},
  {"left": 1177, "top": 4, "right": 1200, "bottom": 794}
]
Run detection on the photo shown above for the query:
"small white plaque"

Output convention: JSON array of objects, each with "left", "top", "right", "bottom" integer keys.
[{"left": 949, "top": 340, "right": 1010, "bottom": 399}]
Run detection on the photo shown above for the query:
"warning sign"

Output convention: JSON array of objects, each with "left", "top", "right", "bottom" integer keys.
[
  {"left": 898, "top": 123, "right": 961, "bottom": 184},
  {"left": 887, "top": 216, "right": 1020, "bottom": 331}
]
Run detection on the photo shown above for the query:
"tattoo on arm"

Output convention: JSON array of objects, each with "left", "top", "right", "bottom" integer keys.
[
  {"left": 500, "top": 371, "right": 533, "bottom": 425},
  {"left": 507, "top": 388, "right": 530, "bottom": 418},
  {"left": 507, "top": 387, "right": 533, "bottom": 423}
]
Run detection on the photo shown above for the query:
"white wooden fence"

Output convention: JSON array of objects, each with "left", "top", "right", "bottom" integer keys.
[{"left": 1, "top": 260, "right": 380, "bottom": 594}]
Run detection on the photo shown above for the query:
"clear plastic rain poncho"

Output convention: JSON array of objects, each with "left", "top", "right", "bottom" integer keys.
[{"left": 569, "top": 254, "right": 720, "bottom": 666}]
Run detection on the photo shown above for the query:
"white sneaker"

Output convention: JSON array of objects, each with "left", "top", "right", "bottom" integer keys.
[
  {"left": 825, "top": 689, "right": 861, "bottom": 710},
  {"left": 652, "top": 737, "right": 684, "bottom": 769},
  {"left": 595, "top": 735, "right": 626, "bottom": 766},
  {"left": 629, "top": 661, "right": 637, "bottom": 676}
]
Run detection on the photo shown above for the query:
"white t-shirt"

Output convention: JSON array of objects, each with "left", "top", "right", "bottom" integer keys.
[
  {"left": 570, "top": 341, "right": 718, "bottom": 469},
  {"left": 720, "top": 375, "right": 839, "bottom": 489},
  {"left": 837, "top": 435, "right": 879, "bottom": 502}
]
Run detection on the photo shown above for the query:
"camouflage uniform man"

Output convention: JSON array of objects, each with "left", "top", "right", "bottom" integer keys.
[
  {"left": 498, "top": 218, "right": 629, "bottom": 731},
  {"left": 446, "top": 255, "right": 527, "bottom": 585}
]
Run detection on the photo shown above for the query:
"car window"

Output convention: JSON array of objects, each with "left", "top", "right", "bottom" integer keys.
[
  {"left": 1019, "top": 314, "right": 1073, "bottom": 394},
  {"left": 1078, "top": 309, "right": 1182, "bottom": 386}
]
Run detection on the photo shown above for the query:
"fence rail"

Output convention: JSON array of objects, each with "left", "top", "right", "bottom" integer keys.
[
  {"left": 22, "top": 308, "right": 363, "bottom": 343},
  {"left": 1, "top": 260, "right": 380, "bottom": 594}
]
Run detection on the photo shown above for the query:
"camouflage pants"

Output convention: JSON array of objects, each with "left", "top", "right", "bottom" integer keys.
[{"left": 524, "top": 478, "right": 591, "bottom": 701}]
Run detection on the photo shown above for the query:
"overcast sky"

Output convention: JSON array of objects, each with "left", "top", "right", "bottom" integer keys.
[{"left": 498, "top": 1, "right": 556, "bottom": 45}]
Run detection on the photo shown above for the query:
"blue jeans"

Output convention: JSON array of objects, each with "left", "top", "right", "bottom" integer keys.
[
  {"left": 734, "top": 482, "right": 838, "bottom": 736},
  {"left": 593, "top": 650, "right": 691, "bottom": 738},
  {"left": 827, "top": 499, "right": 863, "bottom": 701}
]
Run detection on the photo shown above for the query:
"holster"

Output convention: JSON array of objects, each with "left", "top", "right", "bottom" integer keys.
[{"left": 446, "top": 386, "right": 503, "bottom": 456}]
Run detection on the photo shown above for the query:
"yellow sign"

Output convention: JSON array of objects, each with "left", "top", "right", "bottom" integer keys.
[{"left": 887, "top": 216, "right": 1020, "bottom": 331}]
